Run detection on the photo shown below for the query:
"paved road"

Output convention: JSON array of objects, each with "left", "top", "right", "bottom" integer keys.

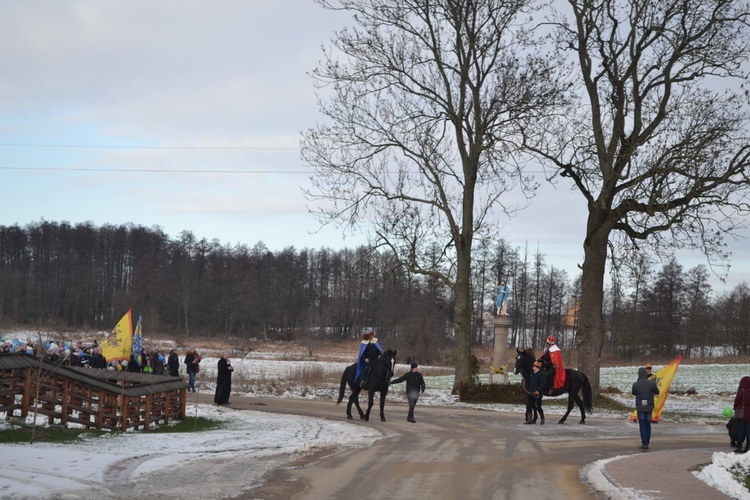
[{"left": 194, "top": 393, "right": 727, "bottom": 499}]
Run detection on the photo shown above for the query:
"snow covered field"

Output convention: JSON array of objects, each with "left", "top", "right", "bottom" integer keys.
[{"left": 1, "top": 335, "right": 749, "bottom": 499}]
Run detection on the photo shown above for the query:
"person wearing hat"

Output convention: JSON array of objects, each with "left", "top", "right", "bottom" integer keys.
[
  {"left": 389, "top": 362, "right": 426, "bottom": 423},
  {"left": 525, "top": 360, "right": 547, "bottom": 424},
  {"left": 355, "top": 331, "right": 383, "bottom": 388},
  {"left": 538, "top": 336, "right": 565, "bottom": 395},
  {"left": 645, "top": 363, "right": 656, "bottom": 381},
  {"left": 632, "top": 366, "right": 659, "bottom": 450}
]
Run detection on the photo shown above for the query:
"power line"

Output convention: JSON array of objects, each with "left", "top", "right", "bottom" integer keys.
[
  {"left": 0, "top": 165, "right": 549, "bottom": 174},
  {"left": 0, "top": 166, "right": 310, "bottom": 174},
  {"left": 0, "top": 143, "right": 298, "bottom": 151}
]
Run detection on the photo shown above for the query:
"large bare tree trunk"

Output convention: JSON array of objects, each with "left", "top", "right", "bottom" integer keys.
[
  {"left": 576, "top": 205, "right": 612, "bottom": 395},
  {"left": 453, "top": 246, "right": 474, "bottom": 392}
]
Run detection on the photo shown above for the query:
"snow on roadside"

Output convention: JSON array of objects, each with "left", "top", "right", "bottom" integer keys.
[{"left": 0, "top": 404, "right": 382, "bottom": 499}]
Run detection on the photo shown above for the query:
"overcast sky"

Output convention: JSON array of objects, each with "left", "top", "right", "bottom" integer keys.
[{"left": 1, "top": 1, "right": 748, "bottom": 291}]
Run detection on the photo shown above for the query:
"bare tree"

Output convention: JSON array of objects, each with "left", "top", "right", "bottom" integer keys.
[
  {"left": 525, "top": 0, "right": 750, "bottom": 391},
  {"left": 683, "top": 264, "right": 713, "bottom": 358},
  {"left": 302, "top": 0, "right": 568, "bottom": 390}
]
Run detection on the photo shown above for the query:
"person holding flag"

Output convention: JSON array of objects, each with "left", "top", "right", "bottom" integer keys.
[
  {"left": 628, "top": 356, "right": 682, "bottom": 423},
  {"left": 632, "top": 366, "right": 659, "bottom": 450}
]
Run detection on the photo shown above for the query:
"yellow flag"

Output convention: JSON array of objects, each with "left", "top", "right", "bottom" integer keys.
[
  {"left": 100, "top": 309, "right": 133, "bottom": 362},
  {"left": 629, "top": 355, "right": 682, "bottom": 423}
]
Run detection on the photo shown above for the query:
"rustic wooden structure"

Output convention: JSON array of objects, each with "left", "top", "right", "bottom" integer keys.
[{"left": 0, "top": 353, "right": 189, "bottom": 431}]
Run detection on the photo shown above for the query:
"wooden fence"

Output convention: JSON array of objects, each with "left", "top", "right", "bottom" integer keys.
[{"left": 0, "top": 353, "right": 189, "bottom": 431}]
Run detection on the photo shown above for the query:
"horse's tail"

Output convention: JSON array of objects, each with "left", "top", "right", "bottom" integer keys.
[
  {"left": 582, "top": 372, "right": 593, "bottom": 411},
  {"left": 337, "top": 365, "right": 351, "bottom": 405}
]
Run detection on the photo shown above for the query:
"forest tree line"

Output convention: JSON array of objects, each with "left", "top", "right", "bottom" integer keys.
[{"left": 0, "top": 221, "right": 748, "bottom": 363}]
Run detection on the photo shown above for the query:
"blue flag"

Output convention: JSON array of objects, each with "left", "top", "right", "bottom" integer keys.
[{"left": 132, "top": 313, "right": 143, "bottom": 366}]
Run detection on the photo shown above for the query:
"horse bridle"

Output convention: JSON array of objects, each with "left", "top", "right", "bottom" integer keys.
[{"left": 384, "top": 352, "right": 395, "bottom": 379}]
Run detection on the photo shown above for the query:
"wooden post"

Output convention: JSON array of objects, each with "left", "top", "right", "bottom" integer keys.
[
  {"left": 119, "top": 392, "right": 128, "bottom": 432},
  {"left": 144, "top": 394, "right": 152, "bottom": 430},
  {"left": 60, "top": 378, "right": 69, "bottom": 426},
  {"left": 21, "top": 367, "right": 31, "bottom": 417},
  {"left": 179, "top": 388, "right": 187, "bottom": 419},
  {"left": 96, "top": 388, "right": 105, "bottom": 430},
  {"left": 163, "top": 391, "right": 170, "bottom": 425}
]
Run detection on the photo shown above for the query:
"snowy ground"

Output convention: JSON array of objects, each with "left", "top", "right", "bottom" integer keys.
[{"left": 1, "top": 335, "right": 749, "bottom": 499}]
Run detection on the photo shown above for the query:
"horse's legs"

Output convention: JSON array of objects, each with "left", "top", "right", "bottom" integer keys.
[
  {"left": 346, "top": 394, "right": 354, "bottom": 420},
  {"left": 347, "top": 385, "right": 364, "bottom": 420},
  {"left": 353, "top": 389, "right": 365, "bottom": 418},
  {"left": 362, "top": 390, "right": 375, "bottom": 422},
  {"left": 559, "top": 393, "right": 576, "bottom": 424},
  {"left": 574, "top": 393, "right": 586, "bottom": 424},
  {"left": 379, "top": 390, "right": 387, "bottom": 422}
]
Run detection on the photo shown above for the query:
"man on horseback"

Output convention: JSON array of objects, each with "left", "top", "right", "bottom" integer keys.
[
  {"left": 356, "top": 331, "right": 383, "bottom": 388},
  {"left": 539, "top": 336, "right": 565, "bottom": 396}
]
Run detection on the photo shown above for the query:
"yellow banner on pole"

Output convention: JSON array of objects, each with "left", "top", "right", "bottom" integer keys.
[
  {"left": 629, "top": 355, "right": 682, "bottom": 423},
  {"left": 100, "top": 308, "right": 133, "bottom": 362}
]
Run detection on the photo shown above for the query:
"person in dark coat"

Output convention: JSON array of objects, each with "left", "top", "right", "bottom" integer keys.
[
  {"left": 89, "top": 348, "right": 108, "bottom": 369},
  {"left": 127, "top": 351, "right": 142, "bottom": 373},
  {"left": 184, "top": 348, "right": 201, "bottom": 392},
  {"left": 389, "top": 362, "right": 426, "bottom": 423},
  {"left": 632, "top": 366, "right": 659, "bottom": 450},
  {"left": 525, "top": 360, "right": 547, "bottom": 425},
  {"left": 733, "top": 376, "right": 750, "bottom": 453},
  {"left": 167, "top": 349, "right": 180, "bottom": 377},
  {"left": 355, "top": 331, "right": 383, "bottom": 388},
  {"left": 214, "top": 353, "right": 234, "bottom": 405},
  {"left": 70, "top": 347, "right": 83, "bottom": 367}
]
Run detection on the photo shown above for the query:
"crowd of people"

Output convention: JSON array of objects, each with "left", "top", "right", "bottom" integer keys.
[
  {"left": 0, "top": 335, "right": 239, "bottom": 403},
  {"left": 0, "top": 336, "right": 204, "bottom": 378}
]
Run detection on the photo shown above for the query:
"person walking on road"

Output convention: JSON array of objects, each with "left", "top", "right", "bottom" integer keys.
[
  {"left": 389, "top": 362, "right": 425, "bottom": 423},
  {"left": 632, "top": 366, "right": 659, "bottom": 450},
  {"left": 525, "top": 360, "right": 547, "bottom": 425}
]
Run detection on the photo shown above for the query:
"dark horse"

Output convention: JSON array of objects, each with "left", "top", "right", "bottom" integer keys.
[
  {"left": 337, "top": 349, "right": 397, "bottom": 422},
  {"left": 514, "top": 348, "right": 593, "bottom": 424}
]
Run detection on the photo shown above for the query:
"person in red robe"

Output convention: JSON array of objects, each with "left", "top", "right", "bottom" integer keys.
[{"left": 539, "top": 336, "right": 566, "bottom": 394}]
